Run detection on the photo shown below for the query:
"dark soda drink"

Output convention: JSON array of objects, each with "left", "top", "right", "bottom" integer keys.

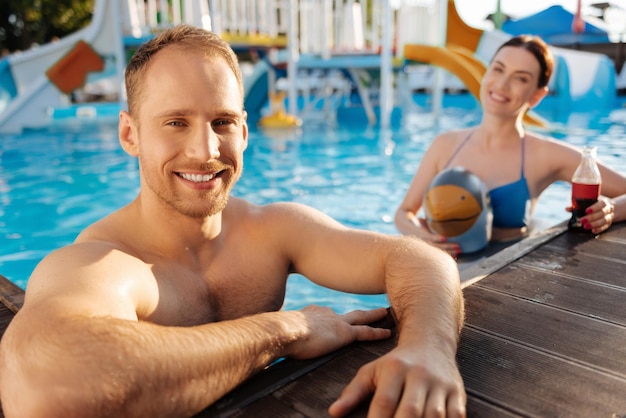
[
  {"left": 571, "top": 183, "right": 600, "bottom": 216},
  {"left": 572, "top": 197, "right": 598, "bottom": 217},
  {"left": 568, "top": 147, "right": 601, "bottom": 232}
]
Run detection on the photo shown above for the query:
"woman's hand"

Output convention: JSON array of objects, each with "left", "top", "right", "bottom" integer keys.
[
  {"left": 580, "top": 197, "right": 615, "bottom": 234},
  {"left": 414, "top": 218, "right": 461, "bottom": 258}
]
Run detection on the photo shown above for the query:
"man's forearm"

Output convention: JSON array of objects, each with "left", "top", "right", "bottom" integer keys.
[
  {"left": 384, "top": 238, "right": 464, "bottom": 351},
  {"left": 0, "top": 310, "right": 306, "bottom": 418}
]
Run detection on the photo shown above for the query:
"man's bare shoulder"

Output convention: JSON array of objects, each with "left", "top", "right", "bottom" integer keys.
[
  {"left": 24, "top": 207, "right": 156, "bottom": 320},
  {"left": 226, "top": 197, "right": 341, "bottom": 229},
  {"left": 21, "top": 239, "right": 149, "bottom": 321},
  {"left": 73, "top": 206, "right": 140, "bottom": 250}
]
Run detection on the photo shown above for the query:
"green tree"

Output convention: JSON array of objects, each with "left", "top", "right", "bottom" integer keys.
[{"left": 0, "top": 0, "right": 94, "bottom": 54}]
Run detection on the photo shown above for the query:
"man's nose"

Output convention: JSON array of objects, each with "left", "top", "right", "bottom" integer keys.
[{"left": 186, "top": 125, "right": 220, "bottom": 161}]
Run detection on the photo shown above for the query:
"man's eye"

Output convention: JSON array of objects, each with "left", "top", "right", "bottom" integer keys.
[{"left": 167, "top": 121, "right": 185, "bottom": 127}]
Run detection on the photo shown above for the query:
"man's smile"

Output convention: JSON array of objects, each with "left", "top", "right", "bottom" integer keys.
[{"left": 178, "top": 172, "right": 218, "bottom": 182}]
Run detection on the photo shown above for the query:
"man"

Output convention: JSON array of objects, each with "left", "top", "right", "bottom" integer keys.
[{"left": 0, "top": 25, "right": 466, "bottom": 417}]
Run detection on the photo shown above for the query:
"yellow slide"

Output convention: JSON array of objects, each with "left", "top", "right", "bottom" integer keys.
[
  {"left": 404, "top": 44, "right": 483, "bottom": 98},
  {"left": 403, "top": 0, "right": 546, "bottom": 128}
]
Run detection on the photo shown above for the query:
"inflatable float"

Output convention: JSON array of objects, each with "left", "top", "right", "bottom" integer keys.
[
  {"left": 258, "top": 91, "right": 302, "bottom": 129},
  {"left": 423, "top": 167, "right": 492, "bottom": 253}
]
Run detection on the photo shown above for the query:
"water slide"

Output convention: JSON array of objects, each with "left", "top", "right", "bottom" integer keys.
[
  {"left": 402, "top": 0, "right": 617, "bottom": 125},
  {"left": 0, "top": 0, "right": 125, "bottom": 134},
  {"left": 243, "top": 60, "right": 271, "bottom": 126}
]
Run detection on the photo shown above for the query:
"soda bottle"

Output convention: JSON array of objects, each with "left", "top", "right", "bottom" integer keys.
[{"left": 568, "top": 146, "right": 601, "bottom": 232}]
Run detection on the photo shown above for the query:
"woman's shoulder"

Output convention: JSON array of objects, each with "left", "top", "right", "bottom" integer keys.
[
  {"left": 525, "top": 132, "right": 583, "bottom": 177},
  {"left": 526, "top": 131, "right": 580, "bottom": 154},
  {"left": 431, "top": 128, "right": 473, "bottom": 148},
  {"left": 435, "top": 127, "right": 472, "bottom": 140}
]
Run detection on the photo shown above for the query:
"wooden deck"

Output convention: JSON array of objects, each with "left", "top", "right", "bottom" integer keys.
[{"left": 1, "top": 222, "right": 626, "bottom": 417}]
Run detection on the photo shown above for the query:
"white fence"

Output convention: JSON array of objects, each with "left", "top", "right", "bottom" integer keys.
[{"left": 122, "top": 0, "right": 442, "bottom": 57}]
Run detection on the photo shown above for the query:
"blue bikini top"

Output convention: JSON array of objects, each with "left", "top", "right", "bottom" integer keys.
[{"left": 443, "top": 133, "right": 531, "bottom": 229}]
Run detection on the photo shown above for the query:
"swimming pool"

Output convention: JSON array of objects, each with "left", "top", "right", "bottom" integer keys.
[{"left": 2, "top": 102, "right": 626, "bottom": 312}]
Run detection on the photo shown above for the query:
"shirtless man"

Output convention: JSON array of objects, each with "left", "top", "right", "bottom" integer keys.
[{"left": 0, "top": 25, "right": 466, "bottom": 418}]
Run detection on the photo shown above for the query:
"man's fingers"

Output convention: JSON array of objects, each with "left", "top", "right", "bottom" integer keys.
[
  {"left": 366, "top": 363, "right": 405, "bottom": 418},
  {"left": 392, "top": 374, "right": 428, "bottom": 417},
  {"left": 352, "top": 325, "right": 392, "bottom": 342},
  {"left": 328, "top": 365, "right": 376, "bottom": 418},
  {"left": 341, "top": 307, "right": 389, "bottom": 325}
]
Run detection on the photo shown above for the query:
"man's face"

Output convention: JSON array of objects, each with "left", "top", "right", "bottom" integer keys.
[{"left": 121, "top": 47, "right": 248, "bottom": 219}]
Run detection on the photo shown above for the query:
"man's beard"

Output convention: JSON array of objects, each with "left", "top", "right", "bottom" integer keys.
[
  {"left": 162, "top": 188, "right": 231, "bottom": 219},
  {"left": 141, "top": 158, "right": 240, "bottom": 219}
]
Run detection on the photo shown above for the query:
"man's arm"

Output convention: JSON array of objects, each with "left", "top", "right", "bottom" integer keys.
[
  {"left": 330, "top": 237, "right": 465, "bottom": 417},
  {"left": 0, "top": 244, "right": 391, "bottom": 418},
  {"left": 332, "top": 237, "right": 465, "bottom": 417},
  {"left": 271, "top": 203, "right": 466, "bottom": 416}
]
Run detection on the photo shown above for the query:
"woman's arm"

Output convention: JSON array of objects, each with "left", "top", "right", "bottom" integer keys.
[{"left": 394, "top": 133, "right": 463, "bottom": 256}]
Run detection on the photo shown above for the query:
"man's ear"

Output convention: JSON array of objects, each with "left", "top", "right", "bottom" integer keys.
[
  {"left": 242, "top": 111, "right": 249, "bottom": 151},
  {"left": 119, "top": 110, "right": 139, "bottom": 156}
]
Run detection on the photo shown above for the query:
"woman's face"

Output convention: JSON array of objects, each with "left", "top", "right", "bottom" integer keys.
[{"left": 480, "top": 46, "right": 547, "bottom": 118}]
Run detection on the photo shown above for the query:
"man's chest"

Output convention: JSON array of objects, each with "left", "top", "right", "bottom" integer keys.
[{"left": 145, "top": 262, "right": 289, "bottom": 325}]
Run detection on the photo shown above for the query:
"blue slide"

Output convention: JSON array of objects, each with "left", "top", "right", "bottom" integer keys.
[{"left": 243, "top": 61, "right": 271, "bottom": 126}]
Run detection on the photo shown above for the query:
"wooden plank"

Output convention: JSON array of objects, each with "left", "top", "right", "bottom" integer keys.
[
  {"left": 457, "top": 327, "right": 626, "bottom": 416},
  {"left": 462, "top": 286, "right": 626, "bottom": 376},
  {"left": 201, "top": 344, "right": 391, "bottom": 417},
  {"left": 475, "top": 263, "right": 626, "bottom": 326},
  {"left": 200, "top": 350, "right": 353, "bottom": 417},
  {"left": 465, "top": 397, "right": 524, "bottom": 418},
  {"left": 272, "top": 347, "right": 378, "bottom": 417},
  {"left": 518, "top": 244, "right": 626, "bottom": 290},
  {"left": 0, "top": 274, "right": 24, "bottom": 313},
  {"left": 542, "top": 233, "right": 626, "bottom": 259},
  {"left": 230, "top": 396, "right": 305, "bottom": 418}
]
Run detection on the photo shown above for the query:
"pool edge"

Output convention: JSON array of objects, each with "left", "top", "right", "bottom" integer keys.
[
  {"left": 0, "top": 274, "right": 24, "bottom": 313},
  {"left": 459, "top": 221, "right": 569, "bottom": 288}
]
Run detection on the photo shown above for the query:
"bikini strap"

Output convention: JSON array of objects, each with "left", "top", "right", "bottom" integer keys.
[
  {"left": 443, "top": 131, "right": 473, "bottom": 169},
  {"left": 520, "top": 136, "right": 526, "bottom": 178}
]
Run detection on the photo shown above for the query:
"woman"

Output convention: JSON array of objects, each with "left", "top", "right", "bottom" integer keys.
[{"left": 395, "top": 35, "right": 626, "bottom": 257}]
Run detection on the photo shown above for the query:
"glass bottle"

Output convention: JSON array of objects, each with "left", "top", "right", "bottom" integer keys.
[{"left": 568, "top": 146, "right": 601, "bottom": 232}]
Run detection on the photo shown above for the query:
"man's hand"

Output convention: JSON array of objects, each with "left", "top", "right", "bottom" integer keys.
[
  {"left": 287, "top": 306, "right": 392, "bottom": 360},
  {"left": 328, "top": 344, "right": 466, "bottom": 417}
]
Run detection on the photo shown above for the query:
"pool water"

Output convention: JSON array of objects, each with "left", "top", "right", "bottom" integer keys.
[{"left": 2, "top": 104, "right": 626, "bottom": 312}]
